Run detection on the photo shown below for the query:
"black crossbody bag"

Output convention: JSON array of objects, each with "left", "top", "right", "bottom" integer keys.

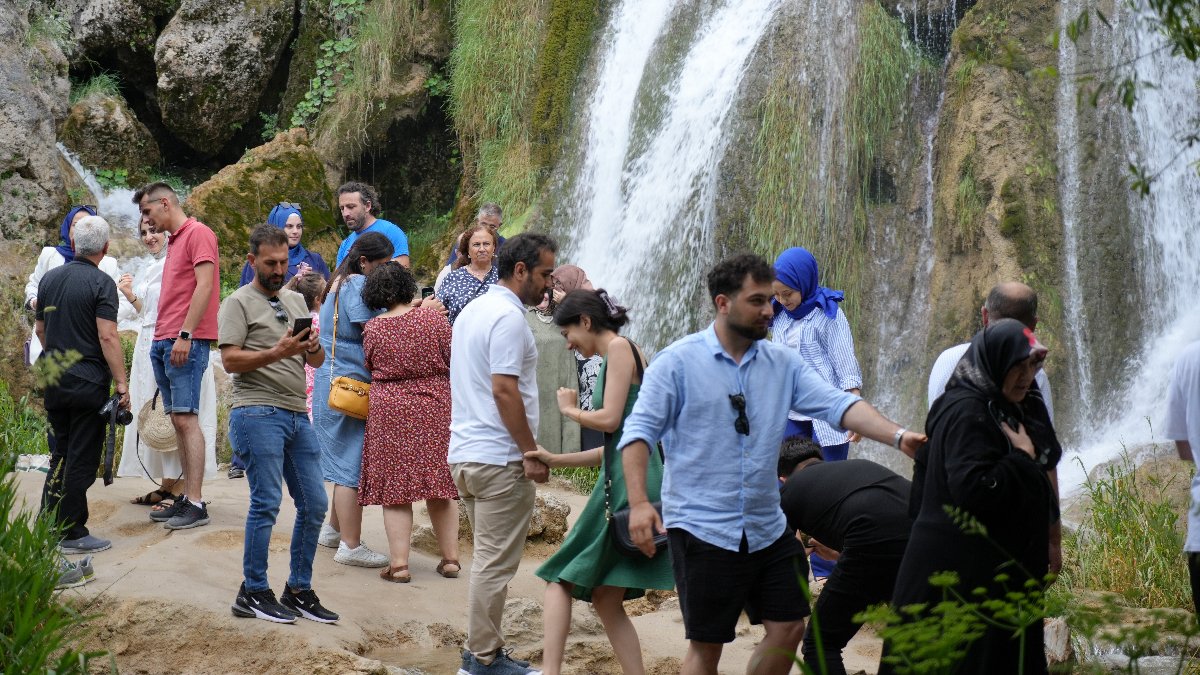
[{"left": 603, "top": 337, "right": 667, "bottom": 558}]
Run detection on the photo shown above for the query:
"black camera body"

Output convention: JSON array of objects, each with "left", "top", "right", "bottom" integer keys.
[{"left": 100, "top": 395, "right": 133, "bottom": 426}]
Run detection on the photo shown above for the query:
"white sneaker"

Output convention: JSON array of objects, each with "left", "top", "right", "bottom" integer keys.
[
  {"left": 318, "top": 523, "right": 340, "bottom": 548},
  {"left": 333, "top": 541, "right": 389, "bottom": 568}
]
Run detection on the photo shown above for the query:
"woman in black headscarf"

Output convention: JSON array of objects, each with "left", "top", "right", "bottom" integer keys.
[{"left": 885, "top": 318, "right": 1060, "bottom": 675}]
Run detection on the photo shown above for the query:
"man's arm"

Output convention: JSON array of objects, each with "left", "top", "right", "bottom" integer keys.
[
  {"left": 1179, "top": 440, "right": 1194, "bottom": 463},
  {"left": 840, "top": 400, "right": 926, "bottom": 458},
  {"left": 221, "top": 327, "right": 311, "bottom": 373},
  {"left": 622, "top": 440, "right": 665, "bottom": 557},
  {"left": 394, "top": 254, "right": 410, "bottom": 268},
  {"left": 97, "top": 317, "right": 129, "bottom": 408},
  {"left": 170, "top": 261, "right": 215, "bottom": 366},
  {"left": 492, "top": 373, "right": 548, "bottom": 482},
  {"left": 34, "top": 319, "right": 45, "bottom": 349},
  {"left": 1047, "top": 468, "right": 1062, "bottom": 579}
]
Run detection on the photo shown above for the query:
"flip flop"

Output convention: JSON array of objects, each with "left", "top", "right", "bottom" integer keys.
[
  {"left": 379, "top": 565, "right": 411, "bottom": 583},
  {"left": 436, "top": 559, "right": 461, "bottom": 579},
  {"left": 131, "top": 489, "right": 177, "bottom": 506}
]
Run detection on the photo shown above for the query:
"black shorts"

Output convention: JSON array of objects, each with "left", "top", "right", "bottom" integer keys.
[{"left": 668, "top": 528, "right": 810, "bottom": 644}]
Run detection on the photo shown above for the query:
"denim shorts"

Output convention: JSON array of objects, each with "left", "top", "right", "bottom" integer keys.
[{"left": 150, "top": 338, "right": 210, "bottom": 415}]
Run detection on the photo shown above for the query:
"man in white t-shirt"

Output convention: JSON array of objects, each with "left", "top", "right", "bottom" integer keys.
[
  {"left": 1165, "top": 340, "right": 1200, "bottom": 613},
  {"left": 926, "top": 281, "right": 1061, "bottom": 576},
  {"left": 449, "top": 232, "right": 557, "bottom": 675},
  {"left": 927, "top": 281, "right": 1054, "bottom": 420}
]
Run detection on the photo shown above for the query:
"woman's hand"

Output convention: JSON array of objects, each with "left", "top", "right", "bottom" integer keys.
[
  {"left": 1000, "top": 420, "right": 1036, "bottom": 459},
  {"left": 523, "top": 447, "right": 557, "bottom": 468},
  {"left": 556, "top": 387, "right": 578, "bottom": 413},
  {"left": 117, "top": 273, "right": 134, "bottom": 299}
]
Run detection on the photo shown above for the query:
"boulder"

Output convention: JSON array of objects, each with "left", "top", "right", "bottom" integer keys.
[
  {"left": 501, "top": 597, "right": 604, "bottom": 650},
  {"left": 58, "top": 91, "right": 161, "bottom": 184},
  {"left": 0, "top": 0, "right": 71, "bottom": 238},
  {"left": 154, "top": 0, "right": 293, "bottom": 155},
  {"left": 69, "top": 0, "right": 177, "bottom": 63},
  {"left": 183, "top": 128, "right": 339, "bottom": 272},
  {"left": 456, "top": 490, "right": 572, "bottom": 546}
]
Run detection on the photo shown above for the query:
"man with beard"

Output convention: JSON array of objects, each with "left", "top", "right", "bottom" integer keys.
[
  {"left": 334, "top": 181, "right": 410, "bottom": 268},
  {"left": 620, "top": 253, "right": 926, "bottom": 675},
  {"left": 450, "top": 232, "right": 555, "bottom": 675},
  {"left": 218, "top": 225, "right": 338, "bottom": 624}
]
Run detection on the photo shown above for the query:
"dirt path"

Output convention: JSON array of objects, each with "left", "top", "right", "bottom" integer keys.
[{"left": 17, "top": 471, "right": 881, "bottom": 674}]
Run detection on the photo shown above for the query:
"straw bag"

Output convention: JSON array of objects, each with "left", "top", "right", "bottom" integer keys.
[
  {"left": 137, "top": 389, "right": 176, "bottom": 452},
  {"left": 326, "top": 288, "right": 370, "bottom": 420}
]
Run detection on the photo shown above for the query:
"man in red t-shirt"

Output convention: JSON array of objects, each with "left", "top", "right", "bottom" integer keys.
[{"left": 134, "top": 182, "right": 220, "bottom": 530}]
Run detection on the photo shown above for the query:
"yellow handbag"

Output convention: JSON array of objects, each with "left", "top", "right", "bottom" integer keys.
[{"left": 326, "top": 288, "right": 370, "bottom": 420}]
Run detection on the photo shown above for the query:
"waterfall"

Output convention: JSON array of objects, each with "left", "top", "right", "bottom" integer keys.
[
  {"left": 1056, "top": 2, "right": 1200, "bottom": 492},
  {"left": 559, "top": 0, "right": 783, "bottom": 349},
  {"left": 57, "top": 144, "right": 156, "bottom": 332}
]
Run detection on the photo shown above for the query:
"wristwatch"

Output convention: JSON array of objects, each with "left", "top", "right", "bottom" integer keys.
[{"left": 178, "top": 330, "right": 192, "bottom": 340}]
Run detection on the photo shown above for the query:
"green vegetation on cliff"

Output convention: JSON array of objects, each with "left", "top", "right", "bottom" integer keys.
[{"left": 747, "top": 4, "right": 921, "bottom": 323}]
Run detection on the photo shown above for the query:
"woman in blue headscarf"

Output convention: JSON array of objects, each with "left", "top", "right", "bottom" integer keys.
[
  {"left": 770, "top": 247, "right": 864, "bottom": 458},
  {"left": 24, "top": 205, "right": 123, "bottom": 364},
  {"left": 237, "top": 202, "right": 330, "bottom": 287}
]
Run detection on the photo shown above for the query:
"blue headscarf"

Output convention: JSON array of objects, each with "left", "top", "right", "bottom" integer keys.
[
  {"left": 56, "top": 205, "right": 97, "bottom": 262},
  {"left": 267, "top": 203, "right": 306, "bottom": 267},
  {"left": 772, "top": 247, "right": 844, "bottom": 320}
]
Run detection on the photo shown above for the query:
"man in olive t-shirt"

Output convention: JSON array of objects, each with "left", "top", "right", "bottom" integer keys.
[{"left": 217, "top": 225, "right": 339, "bottom": 624}]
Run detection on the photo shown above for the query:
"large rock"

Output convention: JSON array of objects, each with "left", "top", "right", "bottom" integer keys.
[
  {"left": 0, "top": 0, "right": 71, "bottom": 238},
  {"left": 68, "top": 0, "right": 177, "bottom": 62},
  {"left": 58, "top": 91, "right": 161, "bottom": 184},
  {"left": 155, "top": 0, "right": 293, "bottom": 155},
  {"left": 183, "top": 128, "right": 339, "bottom": 271}
]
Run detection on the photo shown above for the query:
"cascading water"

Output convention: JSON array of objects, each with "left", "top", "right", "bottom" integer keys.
[
  {"left": 1056, "top": 2, "right": 1200, "bottom": 492},
  {"left": 558, "top": 0, "right": 783, "bottom": 349},
  {"left": 57, "top": 143, "right": 156, "bottom": 331}
]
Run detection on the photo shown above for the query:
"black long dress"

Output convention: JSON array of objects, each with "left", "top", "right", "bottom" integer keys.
[{"left": 885, "top": 320, "right": 1060, "bottom": 675}]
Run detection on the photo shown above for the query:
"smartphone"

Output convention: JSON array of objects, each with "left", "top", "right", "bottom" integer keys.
[
  {"left": 292, "top": 316, "right": 313, "bottom": 337},
  {"left": 421, "top": 286, "right": 435, "bottom": 299}
]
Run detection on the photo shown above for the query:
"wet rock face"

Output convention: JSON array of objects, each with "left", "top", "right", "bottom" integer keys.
[
  {"left": 59, "top": 91, "right": 161, "bottom": 184},
  {"left": 0, "top": 0, "right": 71, "bottom": 238},
  {"left": 70, "top": 0, "right": 177, "bottom": 62},
  {"left": 154, "top": 0, "right": 293, "bottom": 155}
]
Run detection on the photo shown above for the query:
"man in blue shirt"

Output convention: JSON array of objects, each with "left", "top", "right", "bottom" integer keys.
[
  {"left": 621, "top": 253, "right": 926, "bottom": 675},
  {"left": 335, "top": 182, "right": 410, "bottom": 268}
]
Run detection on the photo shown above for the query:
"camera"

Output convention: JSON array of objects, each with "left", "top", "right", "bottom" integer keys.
[{"left": 99, "top": 395, "right": 133, "bottom": 426}]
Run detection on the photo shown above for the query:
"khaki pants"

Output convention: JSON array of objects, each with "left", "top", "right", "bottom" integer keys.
[{"left": 452, "top": 461, "right": 536, "bottom": 660}]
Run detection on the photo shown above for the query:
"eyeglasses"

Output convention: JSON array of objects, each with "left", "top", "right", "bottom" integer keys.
[
  {"left": 729, "top": 394, "right": 749, "bottom": 436},
  {"left": 267, "top": 296, "right": 288, "bottom": 324},
  {"left": 278, "top": 202, "right": 301, "bottom": 210}
]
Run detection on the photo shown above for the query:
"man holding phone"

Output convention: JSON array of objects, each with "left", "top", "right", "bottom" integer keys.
[{"left": 217, "top": 224, "right": 339, "bottom": 624}]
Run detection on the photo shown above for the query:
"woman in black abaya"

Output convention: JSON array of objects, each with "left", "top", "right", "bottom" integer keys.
[{"left": 885, "top": 318, "right": 1061, "bottom": 675}]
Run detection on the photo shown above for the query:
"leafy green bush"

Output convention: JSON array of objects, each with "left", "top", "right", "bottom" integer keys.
[{"left": 0, "top": 381, "right": 105, "bottom": 673}]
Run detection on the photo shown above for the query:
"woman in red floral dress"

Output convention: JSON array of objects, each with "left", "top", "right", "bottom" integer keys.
[{"left": 360, "top": 262, "right": 459, "bottom": 583}]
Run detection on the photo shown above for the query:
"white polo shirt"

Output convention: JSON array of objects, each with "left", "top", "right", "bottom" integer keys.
[
  {"left": 1164, "top": 341, "right": 1200, "bottom": 551},
  {"left": 448, "top": 283, "right": 539, "bottom": 465},
  {"left": 927, "top": 342, "right": 1054, "bottom": 422}
]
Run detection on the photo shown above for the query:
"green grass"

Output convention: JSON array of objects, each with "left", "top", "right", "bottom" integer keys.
[
  {"left": 554, "top": 466, "right": 600, "bottom": 495},
  {"left": 69, "top": 73, "right": 122, "bottom": 105},
  {"left": 1055, "top": 455, "right": 1192, "bottom": 610},
  {"left": 0, "top": 381, "right": 105, "bottom": 673}
]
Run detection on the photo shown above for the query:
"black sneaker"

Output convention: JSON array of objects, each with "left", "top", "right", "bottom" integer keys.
[
  {"left": 148, "top": 497, "right": 187, "bottom": 522},
  {"left": 227, "top": 466, "right": 245, "bottom": 479},
  {"left": 280, "top": 584, "right": 339, "bottom": 624},
  {"left": 164, "top": 500, "right": 210, "bottom": 530},
  {"left": 231, "top": 583, "right": 296, "bottom": 623}
]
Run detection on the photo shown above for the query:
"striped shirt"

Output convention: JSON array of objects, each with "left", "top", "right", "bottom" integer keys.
[
  {"left": 927, "top": 342, "right": 1055, "bottom": 422},
  {"left": 770, "top": 306, "right": 863, "bottom": 446}
]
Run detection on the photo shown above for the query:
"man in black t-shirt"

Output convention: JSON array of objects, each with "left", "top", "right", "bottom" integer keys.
[
  {"left": 779, "top": 441, "right": 912, "bottom": 675},
  {"left": 35, "top": 215, "right": 129, "bottom": 555}
]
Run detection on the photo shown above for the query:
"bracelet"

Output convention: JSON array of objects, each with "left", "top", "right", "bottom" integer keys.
[
  {"left": 893, "top": 427, "right": 907, "bottom": 449},
  {"left": 306, "top": 346, "right": 321, "bottom": 354}
]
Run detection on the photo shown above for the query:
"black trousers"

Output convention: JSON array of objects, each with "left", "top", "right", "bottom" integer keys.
[
  {"left": 41, "top": 374, "right": 109, "bottom": 541},
  {"left": 803, "top": 542, "right": 907, "bottom": 675},
  {"left": 1189, "top": 552, "right": 1200, "bottom": 620}
]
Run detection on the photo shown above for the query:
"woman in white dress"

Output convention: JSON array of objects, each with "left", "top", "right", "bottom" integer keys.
[
  {"left": 24, "top": 205, "right": 123, "bottom": 364},
  {"left": 115, "top": 220, "right": 218, "bottom": 505}
]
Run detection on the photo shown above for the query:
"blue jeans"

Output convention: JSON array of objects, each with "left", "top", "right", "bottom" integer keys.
[
  {"left": 228, "top": 406, "right": 328, "bottom": 593},
  {"left": 150, "top": 339, "right": 210, "bottom": 414}
]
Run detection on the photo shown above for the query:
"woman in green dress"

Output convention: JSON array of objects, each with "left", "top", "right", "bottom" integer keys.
[{"left": 525, "top": 289, "right": 673, "bottom": 675}]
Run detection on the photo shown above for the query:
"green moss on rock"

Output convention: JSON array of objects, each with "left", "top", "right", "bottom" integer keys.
[{"left": 530, "top": 0, "right": 600, "bottom": 168}]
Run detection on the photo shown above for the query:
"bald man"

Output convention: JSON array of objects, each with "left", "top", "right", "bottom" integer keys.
[{"left": 926, "top": 281, "right": 1061, "bottom": 577}]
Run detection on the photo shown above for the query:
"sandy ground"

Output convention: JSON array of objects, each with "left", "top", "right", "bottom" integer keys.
[{"left": 16, "top": 470, "right": 882, "bottom": 674}]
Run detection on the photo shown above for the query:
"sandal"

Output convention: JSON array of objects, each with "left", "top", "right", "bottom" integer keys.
[
  {"left": 436, "top": 559, "right": 461, "bottom": 579},
  {"left": 380, "top": 565, "right": 411, "bottom": 584},
  {"left": 131, "top": 489, "right": 177, "bottom": 506},
  {"left": 150, "top": 497, "right": 178, "bottom": 513}
]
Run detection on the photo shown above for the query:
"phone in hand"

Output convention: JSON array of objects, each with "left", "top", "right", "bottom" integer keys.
[
  {"left": 292, "top": 316, "right": 313, "bottom": 338},
  {"left": 421, "top": 286, "right": 435, "bottom": 299}
]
